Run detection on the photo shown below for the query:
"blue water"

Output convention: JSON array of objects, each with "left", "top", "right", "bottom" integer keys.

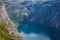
[
  {"left": 17, "top": 1, "right": 60, "bottom": 40},
  {"left": 17, "top": 22, "right": 60, "bottom": 40}
]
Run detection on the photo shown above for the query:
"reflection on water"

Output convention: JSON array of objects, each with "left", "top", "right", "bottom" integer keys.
[
  {"left": 17, "top": 22, "right": 60, "bottom": 40},
  {"left": 20, "top": 32, "right": 50, "bottom": 40}
]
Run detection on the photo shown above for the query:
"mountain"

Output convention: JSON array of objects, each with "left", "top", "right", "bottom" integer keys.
[
  {"left": 0, "top": 21, "right": 22, "bottom": 40},
  {"left": 5, "top": 0, "right": 60, "bottom": 29},
  {"left": 20, "top": 1, "right": 60, "bottom": 29},
  {"left": 0, "top": 1, "right": 22, "bottom": 40},
  {"left": 17, "top": 1, "right": 60, "bottom": 40},
  {"left": 2, "top": 0, "right": 60, "bottom": 40},
  {"left": 5, "top": 2, "right": 23, "bottom": 25},
  {"left": 4, "top": 0, "right": 60, "bottom": 29}
]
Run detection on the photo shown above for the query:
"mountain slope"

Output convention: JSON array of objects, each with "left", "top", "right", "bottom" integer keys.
[
  {"left": 0, "top": 1, "right": 22, "bottom": 40},
  {"left": 20, "top": 1, "right": 60, "bottom": 29},
  {"left": 0, "top": 21, "right": 22, "bottom": 40}
]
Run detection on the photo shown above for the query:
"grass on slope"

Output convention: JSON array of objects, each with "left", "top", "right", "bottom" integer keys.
[{"left": 0, "top": 21, "right": 22, "bottom": 40}]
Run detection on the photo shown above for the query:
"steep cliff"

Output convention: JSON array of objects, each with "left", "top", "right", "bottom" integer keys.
[
  {"left": 0, "top": 2, "right": 22, "bottom": 40},
  {"left": 0, "top": 21, "right": 22, "bottom": 40}
]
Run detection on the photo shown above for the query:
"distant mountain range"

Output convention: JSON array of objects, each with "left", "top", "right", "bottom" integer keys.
[
  {"left": 20, "top": 1, "right": 60, "bottom": 29},
  {"left": 4, "top": 0, "right": 60, "bottom": 29}
]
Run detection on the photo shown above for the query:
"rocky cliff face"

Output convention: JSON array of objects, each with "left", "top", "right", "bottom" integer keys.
[
  {"left": 0, "top": 2, "right": 22, "bottom": 40},
  {"left": 20, "top": 1, "right": 60, "bottom": 29}
]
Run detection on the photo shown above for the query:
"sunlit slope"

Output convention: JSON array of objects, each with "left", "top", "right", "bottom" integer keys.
[{"left": 0, "top": 21, "right": 22, "bottom": 40}]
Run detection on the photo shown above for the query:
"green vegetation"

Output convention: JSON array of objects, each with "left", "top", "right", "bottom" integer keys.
[
  {"left": 0, "top": 21, "right": 22, "bottom": 40},
  {"left": 0, "top": 21, "right": 13, "bottom": 40}
]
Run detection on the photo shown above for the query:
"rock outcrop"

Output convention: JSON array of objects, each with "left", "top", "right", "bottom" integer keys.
[{"left": 0, "top": 1, "right": 22, "bottom": 40}]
